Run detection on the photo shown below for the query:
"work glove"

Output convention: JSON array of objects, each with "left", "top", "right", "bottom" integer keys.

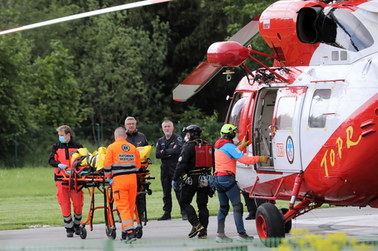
[
  {"left": 171, "top": 180, "right": 180, "bottom": 191},
  {"left": 259, "top": 156, "right": 270, "bottom": 163},
  {"left": 107, "top": 177, "right": 114, "bottom": 185},
  {"left": 58, "top": 163, "right": 67, "bottom": 170},
  {"left": 239, "top": 136, "right": 249, "bottom": 148}
]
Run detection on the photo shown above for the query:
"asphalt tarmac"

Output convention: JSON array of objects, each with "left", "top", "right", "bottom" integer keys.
[{"left": 1, "top": 206, "right": 378, "bottom": 250}]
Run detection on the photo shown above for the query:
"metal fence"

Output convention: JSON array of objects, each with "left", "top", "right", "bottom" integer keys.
[{"left": 1, "top": 121, "right": 222, "bottom": 168}]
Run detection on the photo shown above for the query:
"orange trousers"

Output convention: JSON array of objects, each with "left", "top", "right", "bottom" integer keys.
[
  {"left": 112, "top": 174, "right": 137, "bottom": 232},
  {"left": 55, "top": 181, "right": 84, "bottom": 217}
]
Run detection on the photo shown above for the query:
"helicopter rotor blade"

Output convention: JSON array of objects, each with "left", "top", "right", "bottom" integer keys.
[
  {"left": 172, "top": 16, "right": 260, "bottom": 102},
  {"left": 228, "top": 15, "right": 260, "bottom": 44},
  {"left": 173, "top": 61, "right": 221, "bottom": 102},
  {"left": 0, "top": 0, "right": 171, "bottom": 36}
]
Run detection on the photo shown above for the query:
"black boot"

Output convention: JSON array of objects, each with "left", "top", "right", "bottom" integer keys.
[
  {"left": 74, "top": 224, "right": 81, "bottom": 235},
  {"left": 245, "top": 213, "right": 256, "bottom": 220},
  {"left": 198, "top": 229, "right": 207, "bottom": 239},
  {"left": 121, "top": 231, "right": 127, "bottom": 240},
  {"left": 188, "top": 223, "right": 204, "bottom": 238},
  {"left": 73, "top": 214, "right": 82, "bottom": 234},
  {"left": 66, "top": 227, "right": 74, "bottom": 238},
  {"left": 124, "top": 229, "right": 136, "bottom": 243},
  {"left": 157, "top": 212, "right": 171, "bottom": 221}
]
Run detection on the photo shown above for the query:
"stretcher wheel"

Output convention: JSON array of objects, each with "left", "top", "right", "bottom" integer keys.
[
  {"left": 80, "top": 226, "right": 87, "bottom": 239},
  {"left": 136, "top": 226, "right": 143, "bottom": 239},
  {"left": 106, "top": 227, "right": 116, "bottom": 240}
]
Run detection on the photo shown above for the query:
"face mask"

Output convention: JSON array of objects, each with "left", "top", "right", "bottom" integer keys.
[
  {"left": 184, "top": 135, "right": 190, "bottom": 142},
  {"left": 59, "top": 135, "right": 66, "bottom": 143}
]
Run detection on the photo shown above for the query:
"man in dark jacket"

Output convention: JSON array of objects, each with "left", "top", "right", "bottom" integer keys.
[
  {"left": 156, "top": 120, "right": 185, "bottom": 220},
  {"left": 124, "top": 116, "right": 149, "bottom": 223},
  {"left": 124, "top": 116, "right": 148, "bottom": 147},
  {"left": 48, "top": 125, "right": 83, "bottom": 237},
  {"left": 172, "top": 125, "right": 213, "bottom": 239}
]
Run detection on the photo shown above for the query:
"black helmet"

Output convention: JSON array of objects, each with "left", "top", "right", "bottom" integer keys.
[{"left": 182, "top": 124, "right": 201, "bottom": 140}]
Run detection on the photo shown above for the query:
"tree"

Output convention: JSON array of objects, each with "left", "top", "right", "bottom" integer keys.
[
  {"left": 0, "top": 34, "right": 32, "bottom": 157},
  {"left": 29, "top": 40, "right": 82, "bottom": 127},
  {"left": 0, "top": 0, "right": 279, "bottom": 166},
  {"left": 78, "top": 11, "right": 170, "bottom": 133}
]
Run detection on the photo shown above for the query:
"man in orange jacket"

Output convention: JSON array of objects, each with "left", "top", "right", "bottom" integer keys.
[
  {"left": 48, "top": 125, "right": 84, "bottom": 238},
  {"left": 103, "top": 127, "right": 141, "bottom": 242}
]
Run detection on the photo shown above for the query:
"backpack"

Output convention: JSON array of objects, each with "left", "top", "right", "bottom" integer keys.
[{"left": 194, "top": 140, "right": 214, "bottom": 168}]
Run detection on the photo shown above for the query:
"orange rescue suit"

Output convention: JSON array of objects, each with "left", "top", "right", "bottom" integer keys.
[
  {"left": 48, "top": 140, "right": 84, "bottom": 219},
  {"left": 103, "top": 138, "right": 141, "bottom": 232}
]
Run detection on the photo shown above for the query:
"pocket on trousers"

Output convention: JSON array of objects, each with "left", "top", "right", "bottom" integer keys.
[
  {"left": 214, "top": 177, "right": 234, "bottom": 193},
  {"left": 113, "top": 190, "right": 121, "bottom": 201}
]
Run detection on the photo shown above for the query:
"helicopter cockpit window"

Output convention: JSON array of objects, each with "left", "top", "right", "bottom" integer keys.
[
  {"left": 328, "top": 8, "right": 373, "bottom": 52},
  {"left": 229, "top": 94, "right": 247, "bottom": 126},
  {"left": 308, "top": 89, "right": 331, "bottom": 128},
  {"left": 275, "top": 96, "right": 296, "bottom": 130}
]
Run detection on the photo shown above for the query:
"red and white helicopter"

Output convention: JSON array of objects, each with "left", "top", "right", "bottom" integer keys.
[{"left": 173, "top": 0, "right": 378, "bottom": 246}]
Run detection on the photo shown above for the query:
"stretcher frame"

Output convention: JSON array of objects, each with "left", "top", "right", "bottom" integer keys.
[{"left": 58, "top": 160, "right": 153, "bottom": 240}]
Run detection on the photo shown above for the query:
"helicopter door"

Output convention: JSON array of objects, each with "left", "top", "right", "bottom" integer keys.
[
  {"left": 271, "top": 87, "right": 307, "bottom": 172},
  {"left": 253, "top": 88, "right": 277, "bottom": 170}
]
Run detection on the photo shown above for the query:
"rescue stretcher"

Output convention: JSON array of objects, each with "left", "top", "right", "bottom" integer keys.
[{"left": 57, "top": 146, "right": 154, "bottom": 240}]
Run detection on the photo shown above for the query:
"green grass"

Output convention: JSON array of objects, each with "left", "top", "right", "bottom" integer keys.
[
  {"left": 0, "top": 166, "right": 222, "bottom": 230},
  {"left": 1, "top": 165, "right": 294, "bottom": 231}
]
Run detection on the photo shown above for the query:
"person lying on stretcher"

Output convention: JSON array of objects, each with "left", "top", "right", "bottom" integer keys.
[{"left": 69, "top": 145, "right": 152, "bottom": 175}]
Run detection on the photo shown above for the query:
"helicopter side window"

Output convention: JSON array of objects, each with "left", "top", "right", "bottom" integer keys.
[
  {"left": 329, "top": 8, "right": 374, "bottom": 52},
  {"left": 229, "top": 94, "right": 247, "bottom": 126},
  {"left": 275, "top": 96, "right": 296, "bottom": 130},
  {"left": 308, "top": 89, "right": 331, "bottom": 128}
]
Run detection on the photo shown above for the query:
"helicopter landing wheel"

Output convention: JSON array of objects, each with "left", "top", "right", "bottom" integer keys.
[
  {"left": 280, "top": 208, "right": 292, "bottom": 234},
  {"left": 256, "top": 202, "right": 285, "bottom": 247}
]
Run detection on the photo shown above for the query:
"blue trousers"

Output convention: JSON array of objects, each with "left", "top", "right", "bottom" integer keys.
[{"left": 215, "top": 175, "right": 245, "bottom": 234}]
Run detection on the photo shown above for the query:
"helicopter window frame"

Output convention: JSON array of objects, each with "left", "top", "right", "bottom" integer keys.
[
  {"left": 308, "top": 89, "right": 332, "bottom": 128},
  {"left": 328, "top": 8, "right": 374, "bottom": 52},
  {"left": 228, "top": 93, "right": 248, "bottom": 126},
  {"left": 275, "top": 96, "right": 297, "bottom": 131}
]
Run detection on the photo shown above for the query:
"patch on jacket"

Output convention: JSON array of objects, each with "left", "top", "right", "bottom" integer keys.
[{"left": 119, "top": 154, "right": 135, "bottom": 161}]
